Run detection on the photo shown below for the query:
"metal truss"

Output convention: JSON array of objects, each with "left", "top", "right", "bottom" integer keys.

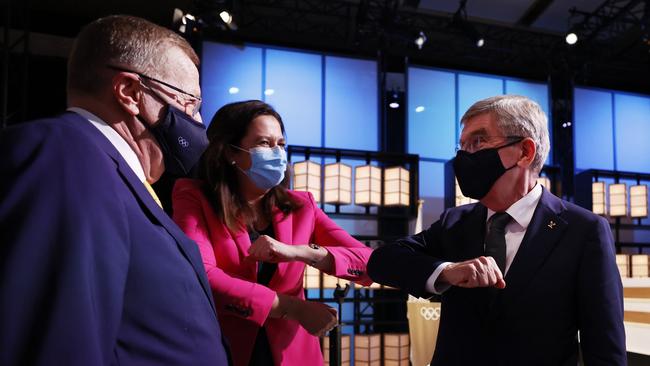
[
  {"left": 570, "top": 0, "right": 648, "bottom": 43},
  {"left": 196, "top": 0, "right": 648, "bottom": 92},
  {"left": 214, "top": 0, "right": 565, "bottom": 79}
]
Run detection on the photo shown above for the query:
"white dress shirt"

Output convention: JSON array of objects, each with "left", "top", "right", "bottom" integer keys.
[
  {"left": 425, "top": 183, "right": 544, "bottom": 294},
  {"left": 67, "top": 107, "right": 147, "bottom": 182}
]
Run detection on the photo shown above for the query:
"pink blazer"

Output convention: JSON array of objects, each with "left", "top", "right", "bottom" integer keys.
[{"left": 172, "top": 178, "right": 373, "bottom": 366}]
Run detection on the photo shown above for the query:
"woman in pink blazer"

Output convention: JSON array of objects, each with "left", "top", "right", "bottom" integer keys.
[{"left": 172, "top": 100, "right": 373, "bottom": 366}]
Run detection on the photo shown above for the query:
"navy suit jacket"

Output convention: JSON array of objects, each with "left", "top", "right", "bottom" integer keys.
[
  {"left": 368, "top": 188, "right": 626, "bottom": 365},
  {"left": 0, "top": 112, "right": 230, "bottom": 365}
]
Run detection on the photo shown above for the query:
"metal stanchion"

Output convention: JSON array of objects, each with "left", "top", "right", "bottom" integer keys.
[{"left": 329, "top": 283, "right": 350, "bottom": 366}]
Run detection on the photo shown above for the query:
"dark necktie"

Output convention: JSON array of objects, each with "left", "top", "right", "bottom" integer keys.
[{"left": 485, "top": 212, "right": 511, "bottom": 274}]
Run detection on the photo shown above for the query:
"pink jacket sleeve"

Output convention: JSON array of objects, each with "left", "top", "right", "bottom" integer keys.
[
  {"left": 172, "top": 181, "right": 276, "bottom": 326},
  {"left": 306, "top": 192, "right": 374, "bottom": 286}
]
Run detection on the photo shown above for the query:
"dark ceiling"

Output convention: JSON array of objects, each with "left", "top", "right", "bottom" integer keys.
[{"left": 5, "top": 0, "right": 650, "bottom": 94}]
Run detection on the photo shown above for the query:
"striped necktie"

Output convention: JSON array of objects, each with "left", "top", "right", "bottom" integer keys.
[{"left": 142, "top": 181, "right": 163, "bottom": 208}]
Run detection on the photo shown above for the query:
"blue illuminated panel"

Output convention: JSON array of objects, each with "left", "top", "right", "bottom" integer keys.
[
  {"left": 458, "top": 74, "right": 503, "bottom": 132},
  {"left": 419, "top": 161, "right": 446, "bottom": 228},
  {"left": 614, "top": 93, "right": 650, "bottom": 173},
  {"left": 324, "top": 56, "right": 378, "bottom": 150},
  {"left": 201, "top": 43, "right": 263, "bottom": 127},
  {"left": 265, "top": 49, "right": 322, "bottom": 147},
  {"left": 407, "top": 68, "right": 456, "bottom": 160},
  {"left": 574, "top": 88, "right": 614, "bottom": 171}
]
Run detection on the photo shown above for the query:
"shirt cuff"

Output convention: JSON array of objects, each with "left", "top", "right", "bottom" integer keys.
[{"left": 425, "top": 262, "right": 453, "bottom": 294}]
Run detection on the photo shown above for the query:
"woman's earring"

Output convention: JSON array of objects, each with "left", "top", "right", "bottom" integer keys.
[{"left": 231, "top": 161, "right": 236, "bottom": 165}]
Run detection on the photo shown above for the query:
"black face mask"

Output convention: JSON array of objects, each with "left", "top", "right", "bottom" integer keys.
[
  {"left": 141, "top": 105, "right": 209, "bottom": 177},
  {"left": 452, "top": 138, "right": 523, "bottom": 200}
]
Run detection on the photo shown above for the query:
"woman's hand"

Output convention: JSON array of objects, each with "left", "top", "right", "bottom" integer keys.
[
  {"left": 289, "top": 299, "right": 338, "bottom": 337},
  {"left": 247, "top": 235, "right": 297, "bottom": 263},
  {"left": 270, "top": 294, "right": 338, "bottom": 337}
]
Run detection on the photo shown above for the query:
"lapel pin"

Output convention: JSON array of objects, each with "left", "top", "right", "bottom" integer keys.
[{"left": 547, "top": 220, "right": 557, "bottom": 229}]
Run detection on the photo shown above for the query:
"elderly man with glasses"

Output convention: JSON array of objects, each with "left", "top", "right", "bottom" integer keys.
[
  {"left": 0, "top": 15, "right": 230, "bottom": 365},
  {"left": 368, "top": 95, "right": 626, "bottom": 365}
]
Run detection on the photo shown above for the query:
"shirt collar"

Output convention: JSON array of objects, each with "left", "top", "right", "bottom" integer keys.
[
  {"left": 67, "top": 107, "right": 147, "bottom": 182},
  {"left": 486, "top": 183, "right": 543, "bottom": 230}
]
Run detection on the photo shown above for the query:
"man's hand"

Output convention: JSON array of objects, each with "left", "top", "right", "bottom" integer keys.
[
  {"left": 439, "top": 256, "right": 506, "bottom": 289},
  {"left": 246, "top": 235, "right": 297, "bottom": 263}
]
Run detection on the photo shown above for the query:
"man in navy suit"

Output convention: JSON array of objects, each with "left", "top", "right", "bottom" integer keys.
[
  {"left": 0, "top": 16, "right": 230, "bottom": 365},
  {"left": 368, "top": 95, "right": 626, "bottom": 365}
]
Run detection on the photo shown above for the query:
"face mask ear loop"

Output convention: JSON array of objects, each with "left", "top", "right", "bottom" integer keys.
[
  {"left": 500, "top": 138, "right": 525, "bottom": 171},
  {"left": 229, "top": 144, "right": 250, "bottom": 154}
]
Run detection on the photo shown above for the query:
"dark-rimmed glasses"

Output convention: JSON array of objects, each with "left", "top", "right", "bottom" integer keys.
[
  {"left": 107, "top": 65, "right": 202, "bottom": 118},
  {"left": 456, "top": 135, "right": 524, "bottom": 153}
]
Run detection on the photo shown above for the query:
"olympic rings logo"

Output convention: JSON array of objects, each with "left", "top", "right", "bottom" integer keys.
[
  {"left": 419, "top": 306, "right": 441, "bottom": 321},
  {"left": 178, "top": 136, "right": 189, "bottom": 148}
]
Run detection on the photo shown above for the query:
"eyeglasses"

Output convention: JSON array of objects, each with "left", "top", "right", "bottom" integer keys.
[
  {"left": 456, "top": 135, "right": 523, "bottom": 153},
  {"left": 107, "top": 65, "right": 202, "bottom": 118}
]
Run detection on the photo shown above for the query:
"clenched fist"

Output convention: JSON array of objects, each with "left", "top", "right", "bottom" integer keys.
[
  {"left": 246, "top": 235, "right": 297, "bottom": 263},
  {"left": 439, "top": 256, "right": 506, "bottom": 289}
]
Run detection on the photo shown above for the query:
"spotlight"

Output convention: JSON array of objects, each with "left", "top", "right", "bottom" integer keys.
[
  {"left": 219, "top": 10, "right": 233, "bottom": 25},
  {"left": 264, "top": 89, "right": 275, "bottom": 96},
  {"left": 172, "top": 8, "right": 199, "bottom": 35},
  {"left": 388, "top": 92, "right": 401, "bottom": 109},
  {"left": 451, "top": 1, "right": 485, "bottom": 48},
  {"left": 415, "top": 106, "right": 425, "bottom": 113},
  {"left": 229, "top": 86, "right": 239, "bottom": 94},
  {"left": 414, "top": 31, "right": 427, "bottom": 50},
  {"left": 565, "top": 32, "right": 578, "bottom": 45}
]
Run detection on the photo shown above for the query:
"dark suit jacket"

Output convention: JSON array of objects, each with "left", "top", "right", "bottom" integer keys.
[
  {"left": 0, "top": 112, "right": 230, "bottom": 365},
  {"left": 368, "top": 188, "right": 626, "bottom": 366}
]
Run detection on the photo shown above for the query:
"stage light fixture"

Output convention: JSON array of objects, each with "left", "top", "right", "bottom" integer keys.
[
  {"left": 565, "top": 32, "right": 578, "bottom": 45},
  {"left": 451, "top": 0, "right": 485, "bottom": 48},
  {"left": 219, "top": 10, "right": 233, "bottom": 24},
  {"left": 355, "top": 165, "right": 381, "bottom": 206},
  {"left": 630, "top": 184, "right": 648, "bottom": 218},
  {"left": 388, "top": 92, "right": 400, "bottom": 109},
  {"left": 609, "top": 183, "right": 627, "bottom": 217},
  {"left": 414, "top": 31, "right": 427, "bottom": 50},
  {"left": 384, "top": 167, "right": 410, "bottom": 206},
  {"left": 324, "top": 163, "right": 352, "bottom": 205},
  {"left": 592, "top": 181, "right": 606, "bottom": 215},
  {"left": 172, "top": 8, "right": 199, "bottom": 35},
  {"left": 293, "top": 160, "right": 321, "bottom": 202}
]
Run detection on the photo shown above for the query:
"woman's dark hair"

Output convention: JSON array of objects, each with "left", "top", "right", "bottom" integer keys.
[{"left": 199, "top": 100, "right": 302, "bottom": 232}]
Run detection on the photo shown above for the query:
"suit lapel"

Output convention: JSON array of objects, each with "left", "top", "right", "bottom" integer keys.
[
  {"left": 502, "top": 188, "right": 567, "bottom": 303},
  {"left": 67, "top": 113, "right": 218, "bottom": 315}
]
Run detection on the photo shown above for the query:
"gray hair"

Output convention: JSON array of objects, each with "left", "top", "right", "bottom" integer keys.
[
  {"left": 461, "top": 94, "right": 550, "bottom": 173},
  {"left": 67, "top": 15, "right": 199, "bottom": 97}
]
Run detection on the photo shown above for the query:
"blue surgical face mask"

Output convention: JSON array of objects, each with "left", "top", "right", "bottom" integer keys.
[{"left": 231, "top": 145, "right": 287, "bottom": 190}]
